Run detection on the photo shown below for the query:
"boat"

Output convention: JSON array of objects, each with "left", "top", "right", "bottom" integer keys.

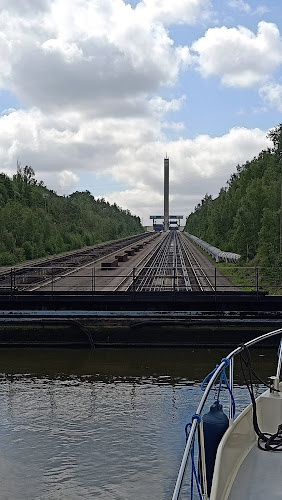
[{"left": 172, "top": 328, "right": 282, "bottom": 499}]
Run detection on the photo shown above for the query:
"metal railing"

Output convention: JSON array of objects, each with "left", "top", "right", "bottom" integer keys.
[
  {"left": 0, "top": 265, "right": 280, "bottom": 294},
  {"left": 171, "top": 328, "right": 282, "bottom": 500}
]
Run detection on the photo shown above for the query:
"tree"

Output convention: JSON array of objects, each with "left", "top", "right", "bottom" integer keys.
[
  {"left": 267, "top": 123, "right": 282, "bottom": 152},
  {"left": 185, "top": 132, "right": 281, "bottom": 265},
  {"left": 0, "top": 168, "right": 144, "bottom": 265}
]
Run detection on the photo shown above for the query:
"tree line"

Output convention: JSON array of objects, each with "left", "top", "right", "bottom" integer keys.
[
  {"left": 185, "top": 124, "right": 282, "bottom": 267},
  {"left": 0, "top": 165, "right": 144, "bottom": 265}
]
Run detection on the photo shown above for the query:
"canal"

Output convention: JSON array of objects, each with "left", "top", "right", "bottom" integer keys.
[{"left": 0, "top": 347, "right": 277, "bottom": 499}]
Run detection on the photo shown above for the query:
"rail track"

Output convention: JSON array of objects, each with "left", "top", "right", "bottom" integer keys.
[
  {"left": 180, "top": 234, "right": 215, "bottom": 291},
  {"left": 0, "top": 231, "right": 236, "bottom": 293},
  {"left": 0, "top": 232, "right": 158, "bottom": 291},
  {"left": 124, "top": 231, "right": 215, "bottom": 292}
]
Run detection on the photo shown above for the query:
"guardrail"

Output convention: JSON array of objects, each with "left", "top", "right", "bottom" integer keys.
[{"left": 0, "top": 265, "right": 280, "bottom": 295}]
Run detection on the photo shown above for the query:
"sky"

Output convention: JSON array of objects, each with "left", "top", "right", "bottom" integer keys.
[{"left": 0, "top": 0, "right": 282, "bottom": 225}]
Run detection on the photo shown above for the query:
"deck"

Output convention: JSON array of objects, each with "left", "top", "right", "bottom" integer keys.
[{"left": 229, "top": 443, "right": 282, "bottom": 499}]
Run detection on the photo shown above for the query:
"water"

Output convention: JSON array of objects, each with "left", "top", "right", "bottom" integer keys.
[{"left": 0, "top": 347, "right": 277, "bottom": 500}]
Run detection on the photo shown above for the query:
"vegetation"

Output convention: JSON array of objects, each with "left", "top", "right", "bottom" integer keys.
[
  {"left": 185, "top": 124, "right": 282, "bottom": 270},
  {"left": 0, "top": 165, "right": 144, "bottom": 265}
]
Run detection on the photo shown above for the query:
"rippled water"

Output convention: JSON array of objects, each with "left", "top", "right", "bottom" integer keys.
[{"left": 0, "top": 347, "right": 277, "bottom": 500}]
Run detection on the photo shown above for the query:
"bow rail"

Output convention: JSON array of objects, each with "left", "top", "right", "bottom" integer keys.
[{"left": 172, "top": 327, "right": 282, "bottom": 500}]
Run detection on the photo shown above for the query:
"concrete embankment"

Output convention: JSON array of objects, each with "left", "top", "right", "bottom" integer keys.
[
  {"left": 0, "top": 322, "right": 279, "bottom": 348},
  {"left": 0, "top": 290, "right": 281, "bottom": 347}
]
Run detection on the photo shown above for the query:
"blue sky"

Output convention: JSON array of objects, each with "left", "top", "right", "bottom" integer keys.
[{"left": 0, "top": 0, "right": 281, "bottom": 224}]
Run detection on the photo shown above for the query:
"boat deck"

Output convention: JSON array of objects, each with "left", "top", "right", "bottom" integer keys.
[{"left": 228, "top": 443, "right": 282, "bottom": 499}]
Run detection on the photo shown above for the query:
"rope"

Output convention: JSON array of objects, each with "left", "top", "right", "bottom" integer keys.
[
  {"left": 185, "top": 420, "right": 203, "bottom": 500},
  {"left": 201, "top": 366, "right": 218, "bottom": 390},
  {"left": 239, "top": 345, "right": 282, "bottom": 452},
  {"left": 201, "top": 358, "right": 236, "bottom": 415},
  {"left": 192, "top": 413, "right": 201, "bottom": 423}
]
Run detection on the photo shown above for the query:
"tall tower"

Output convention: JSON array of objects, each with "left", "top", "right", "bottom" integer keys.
[{"left": 164, "top": 156, "right": 169, "bottom": 231}]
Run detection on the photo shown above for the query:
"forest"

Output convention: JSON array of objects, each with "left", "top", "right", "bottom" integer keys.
[
  {"left": 185, "top": 124, "right": 282, "bottom": 268},
  {"left": 0, "top": 165, "right": 144, "bottom": 265}
]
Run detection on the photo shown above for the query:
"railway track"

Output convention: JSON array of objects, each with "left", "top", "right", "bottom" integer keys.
[
  {"left": 0, "top": 232, "right": 236, "bottom": 293},
  {"left": 0, "top": 232, "right": 158, "bottom": 291},
  {"left": 180, "top": 233, "right": 215, "bottom": 291},
  {"left": 125, "top": 231, "right": 215, "bottom": 292}
]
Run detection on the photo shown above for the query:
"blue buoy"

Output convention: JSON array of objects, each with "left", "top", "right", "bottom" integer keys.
[{"left": 202, "top": 400, "right": 229, "bottom": 495}]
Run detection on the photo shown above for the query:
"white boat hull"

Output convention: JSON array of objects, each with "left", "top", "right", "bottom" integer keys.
[{"left": 210, "top": 384, "right": 282, "bottom": 500}]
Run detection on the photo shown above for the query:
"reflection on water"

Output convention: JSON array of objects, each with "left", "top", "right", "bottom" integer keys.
[{"left": 0, "top": 348, "right": 277, "bottom": 499}]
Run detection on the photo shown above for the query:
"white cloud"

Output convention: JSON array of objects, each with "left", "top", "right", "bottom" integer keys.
[
  {"left": 149, "top": 95, "right": 186, "bottom": 118},
  {"left": 1, "top": 107, "right": 16, "bottom": 116},
  {"left": 0, "top": 0, "right": 49, "bottom": 15},
  {"left": 0, "top": 107, "right": 166, "bottom": 176},
  {"left": 259, "top": 82, "right": 282, "bottom": 112},
  {"left": 162, "top": 121, "right": 186, "bottom": 131},
  {"left": 0, "top": 0, "right": 277, "bottom": 226},
  {"left": 110, "top": 126, "right": 270, "bottom": 187},
  {"left": 135, "top": 0, "right": 212, "bottom": 25},
  {"left": 58, "top": 170, "right": 79, "bottom": 193},
  {"left": 192, "top": 21, "right": 282, "bottom": 87},
  {"left": 228, "top": 0, "right": 269, "bottom": 16},
  {"left": 106, "top": 127, "right": 271, "bottom": 223},
  {"left": 0, "top": 0, "right": 194, "bottom": 114},
  {"left": 0, "top": 106, "right": 271, "bottom": 224},
  {"left": 42, "top": 39, "right": 84, "bottom": 63},
  {"left": 228, "top": 0, "right": 251, "bottom": 14},
  {"left": 254, "top": 6, "right": 269, "bottom": 16}
]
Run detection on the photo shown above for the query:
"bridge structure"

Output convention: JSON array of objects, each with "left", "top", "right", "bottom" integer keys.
[
  {"left": 150, "top": 215, "right": 184, "bottom": 231},
  {"left": 0, "top": 231, "right": 281, "bottom": 348}
]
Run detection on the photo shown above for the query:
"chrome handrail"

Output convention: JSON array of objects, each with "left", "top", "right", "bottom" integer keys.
[
  {"left": 171, "top": 327, "right": 282, "bottom": 500},
  {"left": 276, "top": 338, "right": 282, "bottom": 380}
]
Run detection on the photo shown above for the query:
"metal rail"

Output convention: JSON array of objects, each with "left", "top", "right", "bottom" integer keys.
[
  {"left": 130, "top": 232, "right": 215, "bottom": 293},
  {"left": 1, "top": 232, "right": 265, "bottom": 294},
  {"left": 171, "top": 328, "right": 282, "bottom": 500},
  {"left": 180, "top": 232, "right": 215, "bottom": 291},
  {"left": 173, "top": 232, "right": 192, "bottom": 291},
  {"left": 0, "top": 233, "right": 156, "bottom": 291},
  {"left": 12, "top": 232, "right": 225, "bottom": 293},
  {"left": 128, "top": 233, "right": 173, "bottom": 291},
  {"left": 113, "top": 234, "right": 167, "bottom": 291},
  {"left": 129, "top": 232, "right": 193, "bottom": 292}
]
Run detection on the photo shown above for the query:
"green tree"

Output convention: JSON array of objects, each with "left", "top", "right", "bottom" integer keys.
[{"left": 0, "top": 168, "right": 144, "bottom": 265}]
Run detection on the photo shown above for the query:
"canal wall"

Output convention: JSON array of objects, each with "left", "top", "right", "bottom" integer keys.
[{"left": 0, "top": 290, "right": 281, "bottom": 347}]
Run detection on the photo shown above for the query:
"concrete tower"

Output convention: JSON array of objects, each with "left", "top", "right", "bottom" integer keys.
[{"left": 164, "top": 156, "right": 169, "bottom": 231}]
